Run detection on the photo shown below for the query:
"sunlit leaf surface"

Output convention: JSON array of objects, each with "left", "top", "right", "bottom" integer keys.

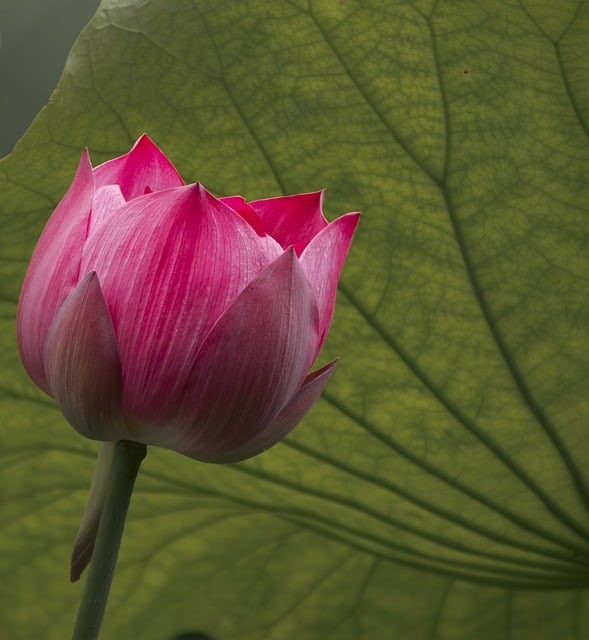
[{"left": 1, "top": 0, "right": 588, "bottom": 638}]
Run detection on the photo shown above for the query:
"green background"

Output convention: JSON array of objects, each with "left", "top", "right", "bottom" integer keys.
[{"left": 1, "top": 0, "right": 588, "bottom": 638}]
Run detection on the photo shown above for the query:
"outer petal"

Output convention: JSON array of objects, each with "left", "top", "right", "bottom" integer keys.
[
  {"left": 44, "top": 272, "right": 125, "bottom": 440},
  {"left": 214, "top": 360, "right": 338, "bottom": 462},
  {"left": 300, "top": 212, "right": 360, "bottom": 349},
  {"left": 93, "top": 134, "right": 184, "bottom": 200},
  {"left": 155, "top": 249, "right": 320, "bottom": 462},
  {"left": 17, "top": 150, "right": 94, "bottom": 393},
  {"left": 81, "top": 183, "right": 282, "bottom": 424},
  {"left": 248, "top": 191, "right": 328, "bottom": 254}
]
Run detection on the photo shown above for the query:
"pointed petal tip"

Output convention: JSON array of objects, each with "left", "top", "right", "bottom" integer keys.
[
  {"left": 184, "top": 182, "right": 269, "bottom": 222},
  {"left": 127, "top": 133, "right": 171, "bottom": 162},
  {"left": 337, "top": 210, "right": 361, "bottom": 239},
  {"left": 131, "top": 132, "right": 156, "bottom": 150},
  {"left": 181, "top": 180, "right": 206, "bottom": 196},
  {"left": 69, "top": 442, "right": 116, "bottom": 582},
  {"left": 271, "top": 246, "right": 306, "bottom": 281},
  {"left": 71, "top": 270, "right": 99, "bottom": 296},
  {"left": 304, "top": 358, "right": 338, "bottom": 384},
  {"left": 44, "top": 272, "right": 124, "bottom": 441},
  {"left": 80, "top": 147, "right": 92, "bottom": 166},
  {"left": 69, "top": 527, "right": 97, "bottom": 582},
  {"left": 299, "top": 211, "right": 360, "bottom": 347},
  {"left": 75, "top": 148, "right": 94, "bottom": 184},
  {"left": 94, "top": 133, "right": 184, "bottom": 198},
  {"left": 339, "top": 210, "right": 361, "bottom": 226},
  {"left": 174, "top": 181, "right": 214, "bottom": 209}
]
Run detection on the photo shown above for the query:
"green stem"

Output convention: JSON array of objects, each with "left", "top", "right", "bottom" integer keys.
[{"left": 72, "top": 440, "right": 147, "bottom": 640}]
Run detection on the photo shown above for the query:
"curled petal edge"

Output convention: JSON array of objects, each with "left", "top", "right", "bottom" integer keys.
[
  {"left": 300, "top": 211, "right": 360, "bottom": 347},
  {"left": 204, "top": 359, "right": 338, "bottom": 463}
]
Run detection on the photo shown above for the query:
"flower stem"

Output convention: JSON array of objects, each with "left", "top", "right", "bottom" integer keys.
[{"left": 72, "top": 440, "right": 146, "bottom": 640}]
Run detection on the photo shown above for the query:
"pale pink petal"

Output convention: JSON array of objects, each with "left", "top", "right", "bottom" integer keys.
[
  {"left": 220, "top": 195, "right": 283, "bottom": 259},
  {"left": 159, "top": 249, "right": 320, "bottom": 462},
  {"left": 93, "top": 134, "right": 184, "bottom": 200},
  {"left": 17, "top": 151, "right": 95, "bottom": 393},
  {"left": 44, "top": 273, "right": 125, "bottom": 440},
  {"left": 87, "top": 185, "right": 126, "bottom": 239},
  {"left": 81, "top": 183, "right": 281, "bottom": 424},
  {"left": 214, "top": 360, "right": 337, "bottom": 462},
  {"left": 248, "top": 191, "right": 328, "bottom": 253},
  {"left": 300, "top": 212, "right": 360, "bottom": 348}
]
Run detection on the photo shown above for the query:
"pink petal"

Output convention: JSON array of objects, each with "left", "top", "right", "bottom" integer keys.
[
  {"left": 87, "top": 185, "right": 126, "bottom": 239},
  {"left": 220, "top": 196, "right": 267, "bottom": 236},
  {"left": 44, "top": 272, "right": 125, "bottom": 440},
  {"left": 248, "top": 191, "right": 328, "bottom": 253},
  {"left": 300, "top": 212, "right": 360, "bottom": 348},
  {"left": 80, "top": 183, "right": 282, "bottom": 424},
  {"left": 220, "top": 195, "right": 284, "bottom": 260},
  {"left": 160, "top": 249, "right": 320, "bottom": 462},
  {"left": 215, "top": 360, "right": 337, "bottom": 462},
  {"left": 17, "top": 150, "right": 95, "bottom": 393},
  {"left": 93, "top": 134, "right": 184, "bottom": 200}
]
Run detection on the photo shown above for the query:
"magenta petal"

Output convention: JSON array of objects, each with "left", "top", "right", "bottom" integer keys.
[
  {"left": 93, "top": 134, "right": 184, "bottom": 200},
  {"left": 17, "top": 150, "right": 95, "bottom": 393},
  {"left": 44, "top": 273, "right": 125, "bottom": 441},
  {"left": 248, "top": 191, "right": 328, "bottom": 253},
  {"left": 81, "top": 183, "right": 281, "bottom": 423},
  {"left": 166, "top": 249, "right": 320, "bottom": 462},
  {"left": 220, "top": 196, "right": 268, "bottom": 236},
  {"left": 300, "top": 212, "right": 360, "bottom": 348},
  {"left": 215, "top": 360, "right": 337, "bottom": 462}
]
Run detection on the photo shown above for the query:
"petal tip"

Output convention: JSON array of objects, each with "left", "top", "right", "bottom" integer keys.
[
  {"left": 131, "top": 132, "right": 156, "bottom": 151},
  {"left": 181, "top": 181, "right": 211, "bottom": 206}
]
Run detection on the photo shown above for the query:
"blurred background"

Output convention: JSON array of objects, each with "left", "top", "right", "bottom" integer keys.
[{"left": 0, "top": 0, "right": 99, "bottom": 157}]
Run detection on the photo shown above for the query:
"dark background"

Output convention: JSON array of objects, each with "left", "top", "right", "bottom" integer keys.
[{"left": 0, "top": 0, "right": 99, "bottom": 157}]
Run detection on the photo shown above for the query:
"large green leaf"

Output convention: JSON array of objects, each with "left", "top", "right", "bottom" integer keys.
[{"left": 1, "top": 0, "right": 588, "bottom": 638}]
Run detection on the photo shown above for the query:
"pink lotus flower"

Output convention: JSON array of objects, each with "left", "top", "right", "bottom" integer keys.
[{"left": 17, "top": 135, "right": 359, "bottom": 463}]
